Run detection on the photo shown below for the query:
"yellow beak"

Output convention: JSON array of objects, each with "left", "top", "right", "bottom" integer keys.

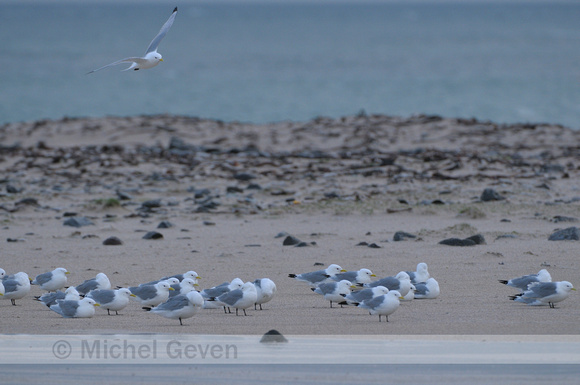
[{"left": 159, "top": 58, "right": 164, "bottom": 62}]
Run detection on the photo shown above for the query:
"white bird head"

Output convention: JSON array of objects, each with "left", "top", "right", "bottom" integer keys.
[{"left": 146, "top": 51, "right": 163, "bottom": 63}]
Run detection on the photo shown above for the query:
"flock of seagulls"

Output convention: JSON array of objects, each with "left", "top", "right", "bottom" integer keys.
[
  {"left": 0, "top": 267, "right": 276, "bottom": 326},
  {"left": 0, "top": 262, "right": 575, "bottom": 327},
  {"left": 289, "top": 262, "right": 440, "bottom": 322}
]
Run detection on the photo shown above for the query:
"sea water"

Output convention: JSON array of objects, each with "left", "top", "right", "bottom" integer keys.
[{"left": 1, "top": 1, "right": 579, "bottom": 127}]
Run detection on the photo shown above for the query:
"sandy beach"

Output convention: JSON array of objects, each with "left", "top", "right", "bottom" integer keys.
[{"left": 1, "top": 114, "right": 579, "bottom": 335}]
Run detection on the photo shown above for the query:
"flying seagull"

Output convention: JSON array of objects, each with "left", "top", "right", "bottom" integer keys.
[{"left": 88, "top": 7, "right": 178, "bottom": 74}]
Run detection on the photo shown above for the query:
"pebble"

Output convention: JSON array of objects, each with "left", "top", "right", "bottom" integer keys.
[
  {"left": 260, "top": 329, "right": 288, "bottom": 343},
  {"left": 63, "top": 217, "right": 94, "bottom": 228},
  {"left": 283, "top": 235, "right": 301, "bottom": 246},
  {"left": 143, "top": 231, "right": 163, "bottom": 240},
  {"left": 393, "top": 231, "right": 416, "bottom": 242},
  {"left": 103, "top": 236, "right": 123, "bottom": 246},
  {"left": 481, "top": 188, "right": 505, "bottom": 202},
  {"left": 157, "top": 221, "right": 174, "bottom": 229},
  {"left": 439, "top": 238, "right": 476, "bottom": 247}
]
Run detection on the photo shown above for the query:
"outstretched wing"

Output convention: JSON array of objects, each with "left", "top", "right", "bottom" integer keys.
[
  {"left": 87, "top": 57, "right": 144, "bottom": 74},
  {"left": 145, "top": 7, "right": 177, "bottom": 54}
]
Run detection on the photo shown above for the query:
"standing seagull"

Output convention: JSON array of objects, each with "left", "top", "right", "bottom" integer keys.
[
  {"left": 312, "top": 280, "right": 357, "bottom": 308},
  {"left": 331, "top": 268, "right": 376, "bottom": 285},
  {"left": 1, "top": 272, "right": 30, "bottom": 305},
  {"left": 211, "top": 282, "right": 258, "bottom": 316},
  {"left": 288, "top": 264, "right": 346, "bottom": 287},
  {"left": 74, "top": 273, "right": 111, "bottom": 296},
  {"left": 88, "top": 7, "right": 178, "bottom": 73},
  {"left": 364, "top": 272, "right": 412, "bottom": 297},
  {"left": 356, "top": 290, "right": 404, "bottom": 322},
  {"left": 31, "top": 268, "right": 70, "bottom": 292},
  {"left": 200, "top": 278, "right": 244, "bottom": 309},
  {"left": 510, "top": 281, "right": 575, "bottom": 308},
  {"left": 87, "top": 288, "right": 136, "bottom": 315},
  {"left": 129, "top": 281, "right": 174, "bottom": 307},
  {"left": 146, "top": 291, "right": 204, "bottom": 326},
  {"left": 253, "top": 278, "right": 277, "bottom": 310}
]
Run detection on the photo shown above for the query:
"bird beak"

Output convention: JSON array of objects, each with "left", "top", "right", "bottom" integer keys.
[
  {"left": 370, "top": 274, "right": 377, "bottom": 277},
  {"left": 194, "top": 283, "right": 200, "bottom": 287},
  {"left": 65, "top": 272, "right": 71, "bottom": 275},
  {"left": 130, "top": 294, "right": 137, "bottom": 297},
  {"left": 572, "top": 288, "right": 577, "bottom": 291},
  {"left": 169, "top": 287, "right": 175, "bottom": 291},
  {"left": 197, "top": 276, "right": 201, "bottom": 279},
  {"left": 399, "top": 296, "right": 405, "bottom": 300},
  {"left": 340, "top": 269, "right": 347, "bottom": 273},
  {"left": 94, "top": 303, "right": 100, "bottom": 307},
  {"left": 350, "top": 285, "right": 357, "bottom": 289},
  {"left": 159, "top": 58, "right": 164, "bottom": 62}
]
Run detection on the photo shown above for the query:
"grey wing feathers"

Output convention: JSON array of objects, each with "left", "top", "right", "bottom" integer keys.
[
  {"left": 145, "top": 7, "right": 177, "bottom": 54},
  {"left": 155, "top": 295, "right": 189, "bottom": 311},
  {"left": 76, "top": 279, "right": 98, "bottom": 294},
  {"left": 56, "top": 300, "right": 79, "bottom": 317},
  {"left": 88, "top": 290, "right": 115, "bottom": 304},
  {"left": 300, "top": 270, "right": 328, "bottom": 283},
  {"left": 526, "top": 282, "right": 557, "bottom": 298},
  {"left": 315, "top": 282, "right": 335, "bottom": 295},
  {"left": 3, "top": 280, "right": 21, "bottom": 293},
  {"left": 347, "top": 289, "right": 372, "bottom": 302},
  {"left": 510, "top": 276, "right": 538, "bottom": 290},
  {"left": 333, "top": 272, "right": 356, "bottom": 282},
  {"left": 130, "top": 285, "right": 157, "bottom": 300},
  {"left": 368, "top": 277, "right": 398, "bottom": 289},
  {"left": 217, "top": 289, "right": 243, "bottom": 306},
  {"left": 414, "top": 283, "right": 428, "bottom": 296},
  {"left": 360, "top": 295, "right": 384, "bottom": 310},
  {"left": 34, "top": 272, "right": 52, "bottom": 285}
]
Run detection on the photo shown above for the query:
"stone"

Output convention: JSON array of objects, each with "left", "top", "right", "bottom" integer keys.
[
  {"left": 481, "top": 188, "right": 505, "bottom": 202},
  {"left": 63, "top": 217, "right": 94, "bottom": 228},
  {"left": 260, "top": 329, "right": 288, "bottom": 343},
  {"left": 548, "top": 227, "right": 580, "bottom": 241},
  {"left": 143, "top": 231, "right": 163, "bottom": 240},
  {"left": 157, "top": 221, "right": 174, "bottom": 229},
  {"left": 393, "top": 231, "right": 416, "bottom": 242},
  {"left": 439, "top": 238, "right": 476, "bottom": 246},
  {"left": 283, "top": 236, "right": 301, "bottom": 246},
  {"left": 465, "top": 234, "right": 486, "bottom": 245},
  {"left": 103, "top": 236, "right": 123, "bottom": 246}
]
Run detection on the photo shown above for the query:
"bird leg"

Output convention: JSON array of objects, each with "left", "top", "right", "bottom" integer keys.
[{"left": 179, "top": 318, "right": 183, "bottom": 326}]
